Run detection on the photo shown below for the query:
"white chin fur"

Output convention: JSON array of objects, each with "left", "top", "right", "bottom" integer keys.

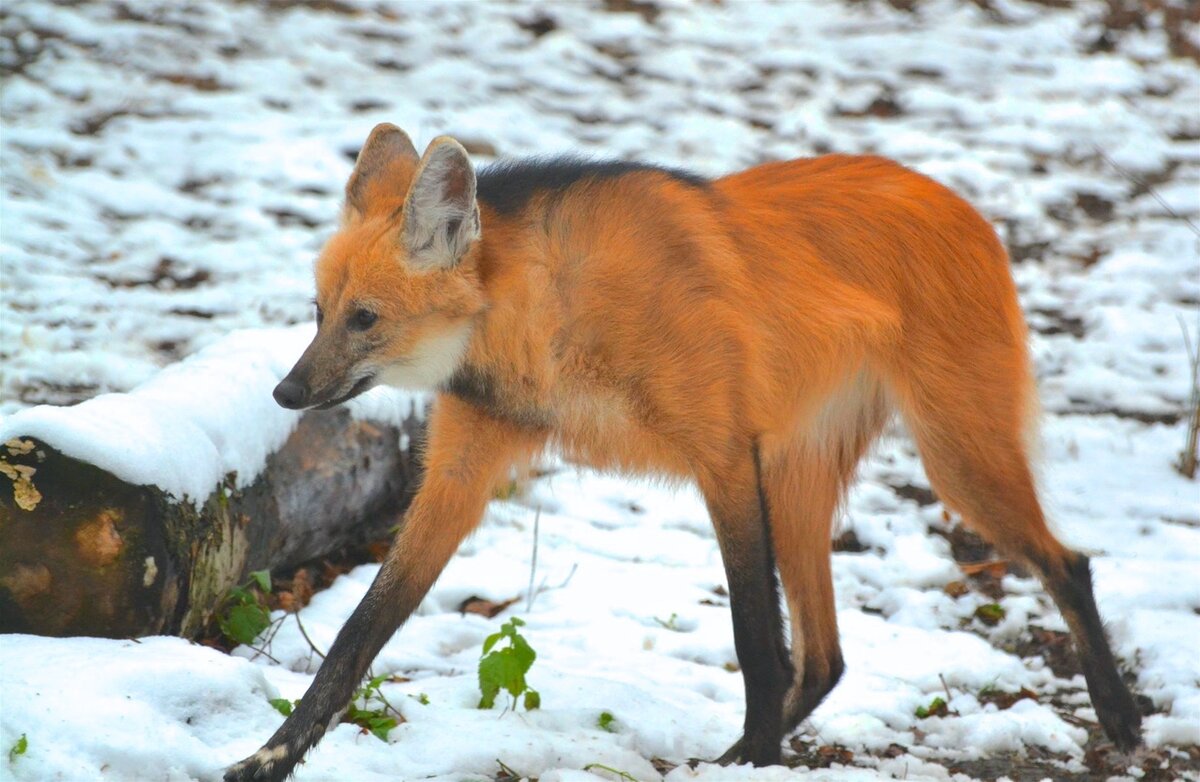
[{"left": 375, "top": 322, "right": 471, "bottom": 391}]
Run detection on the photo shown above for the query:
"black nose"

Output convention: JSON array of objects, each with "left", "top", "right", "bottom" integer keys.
[{"left": 273, "top": 378, "right": 309, "bottom": 409}]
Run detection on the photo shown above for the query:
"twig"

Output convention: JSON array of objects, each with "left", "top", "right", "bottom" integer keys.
[
  {"left": 1095, "top": 147, "right": 1200, "bottom": 238},
  {"left": 525, "top": 561, "right": 579, "bottom": 613},
  {"left": 553, "top": 562, "right": 578, "bottom": 590},
  {"left": 1177, "top": 314, "right": 1200, "bottom": 478},
  {"left": 938, "top": 673, "right": 954, "bottom": 706},
  {"left": 582, "top": 763, "right": 641, "bottom": 782},
  {"left": 373, "top": 689, "right": 402, "bottom": 720},
  {"left": 496, "top": 758, "right": 521, "bottom": 779},
  {"left": 247, "top": 615, "right": 286, "bottom": 664},
  {"left": 364, "top": 669, "right": 404, "bottom": 722},
  {"left": 526, "top": 506, "right": 541, "bottom": 613},
  {"left": 294, "top": 612, "right": 327, "bottom": 660},
  {"left": 242, "top": 618, "right": 282, "bottom": 662},
  {"left": 246, "top": 640, "right": 282, "bottom": 666},
  {"left": 1059, "top": 711, "right": 1094, "bottom": 729}
]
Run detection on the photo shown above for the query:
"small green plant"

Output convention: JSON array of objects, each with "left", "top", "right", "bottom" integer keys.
[
  {"left": 478, "top": 617, "right": 540, "bottom": 711},
  {"left": 978, "top": 683, "right": 1038, "bottom": 710},
  {"left": 494, "top": 477, "right": 523, "bottom": 500},
  {"left": 345, "top": 674, "right": 401, "bottom": 741},
  {"left": 8, "top": 734, "right": 27, "bottom": 762},
  {"left": 654, "top": 612, "right": 680, "bottom": 631},
  {"left": 266, "top": 675, "right": 400, "bottom": 741},
  {"left": 915, "top": 695, "right": 949, "bottom": 719},
  {"left": 218, "top": 570, "right": 273, "bottom": 646},
  {"left": 412, "top": 692, "right": 430, "bottom": 705},
  {"left": 582, "top": 763, "right": 640, "bottom": 782},
  {"left": 597, "top": 711, "right": 616, "bottom": 732},
  {"left": 974, "top": 603, "right": 1006, "bottom": 627},
  {"left": 269, "top": 697, "right": 299, "bottom": 717}
]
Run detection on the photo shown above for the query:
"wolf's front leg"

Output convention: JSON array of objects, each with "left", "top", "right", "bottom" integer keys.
[{"left": 224, "top": 397, "right": 545, "bottom": 782}]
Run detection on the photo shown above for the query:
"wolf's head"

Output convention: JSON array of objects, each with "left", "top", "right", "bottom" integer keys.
[{"left": 274, "top": 124, "right": 485, "bottom": 410}]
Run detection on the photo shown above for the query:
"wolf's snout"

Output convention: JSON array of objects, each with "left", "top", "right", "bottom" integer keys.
[{"left": 273, "top": 378, "right": 309, "bottom": 409}]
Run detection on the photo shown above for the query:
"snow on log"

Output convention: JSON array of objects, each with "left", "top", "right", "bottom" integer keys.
[{"left": 0, "top": 327, "right": 427, "bottom": 639}]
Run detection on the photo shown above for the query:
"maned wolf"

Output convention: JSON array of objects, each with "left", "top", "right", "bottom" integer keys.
[{"left": 226, "top": 123, "right": 1141, "bottom": 781}]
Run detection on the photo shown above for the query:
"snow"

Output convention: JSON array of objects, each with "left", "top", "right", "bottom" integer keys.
[
  {"left": 0, "top": 325, "right": 422, "bottom": 503},
  {"left": 1, "top": 636, "right": 274, "bottom": 782},
  {"left": 2, "top": 0, "right": 1199, "bottom": 780}
]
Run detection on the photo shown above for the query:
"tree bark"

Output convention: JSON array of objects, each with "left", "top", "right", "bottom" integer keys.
[{"left": 0, "top": 408, "right": 424, "bottom": 639}]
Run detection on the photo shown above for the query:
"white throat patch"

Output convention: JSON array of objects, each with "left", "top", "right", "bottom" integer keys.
[{"left": 376, "top": 322, "right": 472, "bottom": 391}]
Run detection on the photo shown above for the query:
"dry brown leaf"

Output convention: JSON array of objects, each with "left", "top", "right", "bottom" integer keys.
[
  {"left": 944, "top": 580, "right": 970, "bottom": 598},
  {"left": 959, "top": 560, "right": 1009, "bottom": 578},
  {"left": 458, "top": 595, "right": 519, "bottom": 618}
]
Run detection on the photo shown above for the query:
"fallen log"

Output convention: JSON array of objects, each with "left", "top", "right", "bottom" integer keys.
[{"left": 0, "top": 327, "right": 426, "bottom": 639}]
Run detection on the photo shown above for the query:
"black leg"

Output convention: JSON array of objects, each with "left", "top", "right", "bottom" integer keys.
[
  {"left": 781, "top": 654, "right": 844, "bottom": 734},
  {"left": 1035, "top": 551, "right": 1141, "bottom": 751},
  {"left": 706, "top": 446, "right": 791, "bottom": 766},
  {"left": 224, "top": 563, "right": 416, "bottom": 782}
]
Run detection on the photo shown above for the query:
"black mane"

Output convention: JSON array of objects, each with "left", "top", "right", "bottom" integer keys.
[{"left": 476, "top": 156, "right": 708, "bottom": 215}]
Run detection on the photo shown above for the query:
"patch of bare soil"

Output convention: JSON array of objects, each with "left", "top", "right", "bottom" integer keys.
[{"left": 944, "top": 733, "right": 1200, "bottom": 782}]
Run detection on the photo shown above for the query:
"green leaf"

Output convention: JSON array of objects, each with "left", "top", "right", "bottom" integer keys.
[
  {"left": 477, "top": 615, "right": 539, "bottom": 712},
  {"left": 479, "top": 647, "right": 525, "bottom": 706},
  {"left": 220, "top": 603, "right": 270, "bottom": 645},
  {"left": 416, "top": 693, "right": 430, "bottom": 705},
  {"left": 366, "top": 715, "right": 397, "bottom": 741},
  {"left": 226, "top": 585, "right": 252, "bottom": 605},
  {"left": 598, "top": 711, "right": 616, "bottom": 732},
  {"left": 341, "top": 676, "right": 400, "bottom": 744},
  {"left": 269, "top": 698, "right": 294, "bottom": 716},
  {"left": 344, "top": 707, "right": 397, "bottom": 741},
  {"left": 915, "top": 696, "right": 948, "bottom": 719},
  {"left": 974, "top": 603, "right": 1006, "bottom": 626},
  {"left": 478, "top": 652, "right": 502, "bottom": 709},
  {"left": 249, "top": 569, "right": 271, "bottom": 593},
  {"left": 510, "top": 634, "right": 536, "bottom": 673},
  {"left": 8, "top": 734, "right": 27, "bottom": 762},
  {"left": 481, "top": 631, "right": 503, "bottom": 656}
]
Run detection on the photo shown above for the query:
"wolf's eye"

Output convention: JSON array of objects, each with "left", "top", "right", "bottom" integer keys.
[{"left": 349, "top": 307, "right": 378, "bottom": 331}]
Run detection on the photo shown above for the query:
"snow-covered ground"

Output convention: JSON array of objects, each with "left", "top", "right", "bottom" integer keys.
[{"left": 2, "top": 0, "right": 1198, "bottom": 780}]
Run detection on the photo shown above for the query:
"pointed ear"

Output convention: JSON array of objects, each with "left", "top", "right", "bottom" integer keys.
[
  {"left": 345, "top": 123, "right": 419, "bottom": 217},
  {"left": 402, "top": 136, "right": 480, "bottom": 271}
]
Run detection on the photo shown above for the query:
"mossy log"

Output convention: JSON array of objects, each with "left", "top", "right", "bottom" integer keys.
[{"left": 0, "top": 408, "right": 424, "bottom": 639}]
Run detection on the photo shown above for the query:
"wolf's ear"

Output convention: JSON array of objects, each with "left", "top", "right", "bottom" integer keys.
[
  {"left": 345, "top": 123, "right": 419, "bottom": 218},
  {"left": 402, "top": 136, "right": 480, "bottom": 271}
]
